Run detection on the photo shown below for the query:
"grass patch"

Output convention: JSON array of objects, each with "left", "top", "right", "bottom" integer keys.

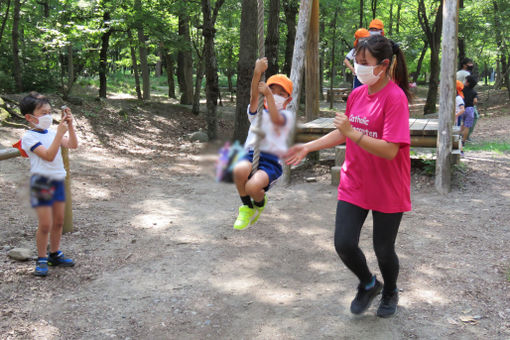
[{"left": 464, "top": 142, "right": 510, "bottom": 154}]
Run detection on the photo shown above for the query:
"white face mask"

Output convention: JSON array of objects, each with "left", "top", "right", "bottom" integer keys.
[
  {"left": 33, "top": 114, "right": 53, "bottom": 130},
  {"left": 273, "top": 94, "right": 288, "bottom": 111},
  {"left": 354, "top": 62, "right": 384, "bottom": 86},
  {"left": 369, "top": 30, "right": 382, "bottom": 36}
]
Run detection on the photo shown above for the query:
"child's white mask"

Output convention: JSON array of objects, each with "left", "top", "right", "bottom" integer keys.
[
  {"left": 273, "top": 94, "right": 288, "bottom": 111},
  {"left": 33, "top": 114, "right": 53, "bottom": 130},
  {"left": 354, "top": 62, "right": 384, "bottom": 86}
]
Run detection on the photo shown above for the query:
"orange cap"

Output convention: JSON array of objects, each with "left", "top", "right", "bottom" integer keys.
[
  {"left": 354, "top": 28, "right": 370, "bottom": 46},
  {"left": 267, "top": 74, "right": 293, "bottom": 97},
  {"left": 456, "top": 80, "right": 464, "bottom": 99},
  {"left": 369, "top": 19, "right": 384, "bottom": 30}
]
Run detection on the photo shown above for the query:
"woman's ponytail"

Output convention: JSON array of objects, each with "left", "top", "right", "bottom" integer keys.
[{"left": 390, "top": 43, "right": 412, "bottom": 101}]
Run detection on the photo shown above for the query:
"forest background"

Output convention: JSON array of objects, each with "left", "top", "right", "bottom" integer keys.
[{"left": 0, "top": 0, "right": 509, "bottom": 142}]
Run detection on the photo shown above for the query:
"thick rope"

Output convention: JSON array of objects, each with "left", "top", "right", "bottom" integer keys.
[{"left": 251, "top": 0, "right": 266, "bottom": 176}]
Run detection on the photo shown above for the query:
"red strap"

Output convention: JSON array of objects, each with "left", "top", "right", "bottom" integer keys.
[{"left": 12, "top": 140, "right": 28, "bottom": 158}]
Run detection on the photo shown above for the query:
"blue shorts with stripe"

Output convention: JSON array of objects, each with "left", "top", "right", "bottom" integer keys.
[
  {"left": 241, "top": 150, "right": 282, "bottom": 191},
  {"left": 30, "top": 175, "right": 66, "bottom": 208}
]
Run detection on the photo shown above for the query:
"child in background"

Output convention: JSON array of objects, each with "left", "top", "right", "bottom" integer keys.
[
  {"left": 368, "top": 19, "right": 385, "bottom": 36},
  {"left": 20, "top": 92, "right": 79, "bottom": 276},
  {"left": 344, "top": 28, "right": 371, "bottom": 89},
  {"left": 462, "top": 75, "right": 479, "bottom": 142},
  {"left": 455, "top": 80, "right": 465, "bottom": 126},
  {"left": 232, "top": 57, "right": 294, "bottom": 230}
]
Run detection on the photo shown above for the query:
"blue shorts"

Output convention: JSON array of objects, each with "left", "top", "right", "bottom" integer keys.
[
  {"left": 241, "top": 150, "right": 283, "bottom": 191},
  {"left": 30, "top": 175, "right": 66, "bottom": 208},
  {"left": 460, "top": 107, "right": 475, "bottom": 128}
]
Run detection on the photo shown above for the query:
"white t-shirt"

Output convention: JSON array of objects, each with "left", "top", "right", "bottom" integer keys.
[
  {"left": 346, "top": 48, "right": 356, "bottom": 61},
  {"left": 244, "top": 105, "right": 294, "bottom": 157},
  {"left": 21, "top": 129, "right": 66, "bottom": 180},
  {"left": 456, "top": 69, "right": 470, "bottom": 83}
]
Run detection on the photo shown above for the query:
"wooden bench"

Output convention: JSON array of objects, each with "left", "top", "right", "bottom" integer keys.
[
  {"left": 325, "top": 88, "right": 351, "bottom": 102},
  {"left": 295, "top": 117, "right": 461, "bottom": 185}
]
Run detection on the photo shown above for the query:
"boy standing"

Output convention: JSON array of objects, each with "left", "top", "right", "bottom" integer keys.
[
  {"left": 20, "top": 92, "right": 78, "bottom": 276},
  {"left": 232, "top": 58, "right": 294, "bottom": 230}
]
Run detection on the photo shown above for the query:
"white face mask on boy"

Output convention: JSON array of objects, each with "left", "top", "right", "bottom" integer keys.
[
  {"left": 354, "top": 62, "right": 384, "bottom": 86},
  {"left": 33, "top": 114, "right": 53, "bottom": 130},
  {"left": 273, "top": 94, "right": 288, "bottom": 111}
]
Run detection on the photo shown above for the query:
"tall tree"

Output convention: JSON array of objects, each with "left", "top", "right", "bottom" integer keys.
[
  {"left": 265, "top": 0, "right": 280, "bottom": 78},
  {"left": 418, "top": 0, "right": 443, "bottom": 114},
  {"left": 201, "top": 0, "right": 225, "bottom": 140},
  {"left": 282, "top": 0, "right": 298, "bottom": 75},
  {"left": 234, "top": 0, "right": 257, "bottom": 142},
  {"left": 11, "top": 0, "right": 22, "bottom": 92},
  {"left": 0, "top": 0, "right": 11, "bottom": 45},
  {"left": 493, "top": 0, "right": 510, "bottom": 98},
  {"left": 99, "top": 4, "right": 112, "bottom": 98},
  {"left": 134, "top": 0, "right": 150, "bottom": 99},
  {"left": 359, "top": 0, "right": 364, "bottom": 28},
  {"left": 371, "top": 0, "right": 377, "bottom": 19},
  {"left": 127, "top": 29, "right": 142, "bottom": 100},
  {"left": 177, "top": 9, "right": 194, "bottom": 104}
]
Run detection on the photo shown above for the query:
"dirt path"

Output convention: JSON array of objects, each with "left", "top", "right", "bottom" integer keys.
[{"left": 1, "top": 102, "right": 510, "bottom": 339}]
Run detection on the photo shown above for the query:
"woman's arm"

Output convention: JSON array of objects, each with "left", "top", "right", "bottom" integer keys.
[{"left": 285, "top": 129, "right": 346, "bottom": 165}]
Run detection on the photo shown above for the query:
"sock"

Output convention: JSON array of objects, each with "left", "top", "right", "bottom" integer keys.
[
  {"left": 254, "top": 197, "right": 266, "bottom": 208},
  {"left": 37, "top": 257, "right": 48, "bottom": 261},
  {"left": 241, "top": 196, "right": 253, "bottom": 208},
  {"left": 49, "top": 251, "right": 59, "bottom": 257},
  {"left": 364, "top": 275, "right": 376, "bottom": 290}
]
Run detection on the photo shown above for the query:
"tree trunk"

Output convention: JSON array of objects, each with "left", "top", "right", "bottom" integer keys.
[
  {"left": 12, "top": 0, "right": 22, "bottom": 92},
  {"left": 155, "top": 44, "right": 163, "bottom": 78},
  {"left": 396, "top": 1, "right": 401, "bottom": 33},
  {"left": 63, "top": 44, "right": 74, "bottom": 99},
  {"left": 192, "top": 57, "right": 204, "bottom": 115},
  {"left": 388, "top": 0, "right": 393, "bottom": 36},
  {"left": 492, "top": 0, "right": 510, "bottom": 99},
  {"left": 177, "top": 15, "right": 194, "bottom": 104},
  {"left": 99, "top": 10, "right": 111, "bottom": 98},
  {"left": 134, "top": 0, "right": 150, "bottom": 100},
  {"left": 371, "top": 0, "right": 377, "bottom": 19},
  {"left": 0, "top": 0, "right": 11, "bottom": 45},
  {"left": 127, "top": 29, "right": 142, "bottom": 100},
  {"left": 359, "top": 0, "right": 364, "bottom": 28},
  {"left": 201, "top": 0, "right": 225, "bottom": 140},
  {"left": 319, "top": 19, "right": 325, "bottom": 101},
  {"left": 418, "top": 0, "right": 442, "bottom": 114},
  {"left": 234, "top": 0, "right": 258, "bottom": 142},
  {"left": 413, "top": 41, "right": 428, "bottom": 83},
  {"left": 282, "top": 0, "right": 298, "bottom": 76},
  {"left": 329, "top": 9, "right": 338, "bottom": 110},
  {"left": 305, "top": 0, "right": 319, "bottom": 122},
  {"left": 265, "top": 0, "right": 280, "bottom": 78}
]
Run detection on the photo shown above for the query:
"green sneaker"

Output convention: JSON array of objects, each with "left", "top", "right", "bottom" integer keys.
[
  {"left": 234, "top": 205, "right": 255, "bottom": 230},
  {"left": 251, "top": 195, "right": 267, "bottom": 226}
]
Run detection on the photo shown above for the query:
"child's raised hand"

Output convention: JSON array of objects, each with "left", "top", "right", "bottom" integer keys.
[
  {"left": 254, "top": 57, "right": 268, "bottom": 74},
  {"left": 258, "top": 82, "right": 272, "bottom": 96},
  {"left": 56, "top": 118, "right": 69, "bottom": 135}
]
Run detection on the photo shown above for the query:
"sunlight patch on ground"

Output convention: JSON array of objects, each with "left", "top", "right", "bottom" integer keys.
[
  {"left": 131, "top": 199, "right": 179, "bottom": 230},
  {"left": 308, "top": 261, "right": 337, "bottom": 273},
  {"left": 29, "top": 320, "right": 61, "bottom": 339},
  {"left": 407, "top": 288, "right": 448, "bottom": 306}
]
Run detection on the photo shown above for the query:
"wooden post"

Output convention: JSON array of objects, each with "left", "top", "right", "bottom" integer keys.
[
  {"left": 61, "top": 147, "right": 73, "bottom": 233},
  {"left": 435, "top": 0, "right": 459, "bottom": 194},
  {"left": 305, "top": 0, "right": 319, "bottom": 122},
  {"left": 282, "top": 0, "right": 314, "bottom": 185}
]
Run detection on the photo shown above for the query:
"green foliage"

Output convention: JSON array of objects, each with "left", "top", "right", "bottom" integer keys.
[
  {"left": 0, "top": 0, "right": 507, "bottom": 96},
  {"left": 464, "top": 142, "right": 510, "bottom": 154}
]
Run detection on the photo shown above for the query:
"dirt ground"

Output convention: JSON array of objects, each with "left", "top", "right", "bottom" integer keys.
[{"left": 1, "top": 90, "right": 510, "bottom": 340}]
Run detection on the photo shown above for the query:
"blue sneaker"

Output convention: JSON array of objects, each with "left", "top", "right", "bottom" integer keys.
[
  {"left": 34, "top": 257, "right": 48, "bottom": 276},
  {"left": 48, "top": 251, "right": 75, "bottom": 267}
]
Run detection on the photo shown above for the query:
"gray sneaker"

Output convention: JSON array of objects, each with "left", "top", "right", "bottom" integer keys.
[{"left": 377, "top": 290, "right": 399, "bottom": 318}]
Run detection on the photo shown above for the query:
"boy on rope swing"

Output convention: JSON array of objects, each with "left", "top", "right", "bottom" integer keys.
[{"left": 232, "top": 57, "right": 294, "bottom": 230}]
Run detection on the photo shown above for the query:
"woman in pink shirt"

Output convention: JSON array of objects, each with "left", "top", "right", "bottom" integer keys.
[{"left": 286, "top": 35, "right": 412, "bottom": 318}]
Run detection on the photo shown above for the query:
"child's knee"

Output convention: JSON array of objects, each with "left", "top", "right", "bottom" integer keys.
[
  {"left": 38, "top": 222, "right": 51, "bottom": 234},
  {"left": 233, "top": 162, "right": 250, "bottom": 180},
  {"left": 245, "top": 180, "right": 264, "bottom": 196}
]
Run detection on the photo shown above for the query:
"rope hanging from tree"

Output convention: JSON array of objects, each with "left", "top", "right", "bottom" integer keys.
[{"left": 250, "top": 0, "right": 267, "bottom": 176}]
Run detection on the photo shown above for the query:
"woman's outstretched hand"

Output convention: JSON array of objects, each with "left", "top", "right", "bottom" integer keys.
[{"left": 284, "top": 144, "right": 309, "bottom": 165}]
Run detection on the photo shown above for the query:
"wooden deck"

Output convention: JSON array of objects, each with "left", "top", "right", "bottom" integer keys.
[{"left": 295, "top": 117, "right": 460, "bottom": 148}]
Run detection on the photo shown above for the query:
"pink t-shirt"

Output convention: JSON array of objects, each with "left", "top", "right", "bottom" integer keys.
[{"left": 338, "top": 80, "right": 411, "bottom": 213}]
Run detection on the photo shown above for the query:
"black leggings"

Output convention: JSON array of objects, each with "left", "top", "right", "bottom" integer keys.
[{"left": 334, "top": 200, "right": 402, "bottom": 293}]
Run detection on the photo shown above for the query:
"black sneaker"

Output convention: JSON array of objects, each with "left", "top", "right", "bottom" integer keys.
[
  {"left": 48, "top": 250, "right": 75, "bottom": 267},
  {"left": 350, "top": 278, "right": 382, "bottom": 314},
  {"left": 377, "top": 290, "right": 399, "bottom": 318}
]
